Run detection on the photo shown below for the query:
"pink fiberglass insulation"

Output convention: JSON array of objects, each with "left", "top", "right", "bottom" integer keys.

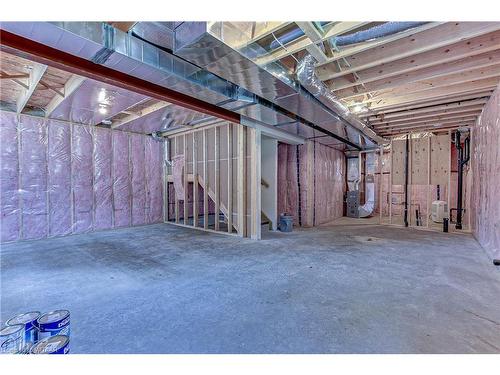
[
  {"left": 471, "top": 84, "right": 500, "bottom": 260},
  {"left": 0, "top": 111, "right": 164, "bottom": 243},
  {"left": 72, "top": 124, "right": 94, "bottom": 233},
  {"left": 48, "top": 119, "right": 72, "bottom": 236},
  {"left": 313, "top": 142, "right": 345, "bottom": 225},
  {"left": 172, "top": 154, "right": 185, "bottom": 200},
  {"left": 20, "top": 115, "right": 48, "bottom": 240},
  {"left": 112, "top": 131, "right": 131, "bottom": 228},
  {"left": 277, "top": 141, "right": 345, "bottom": 227},
  {"left": 93, "top": 127, "right": 113, "bottom": 230},
  {"left": 130, "top": 134, "right": 146, "bottom": 225},
  {"left": 145, "top": 137, "right": 164, "bottom": 223},
  {"left": 298, "top": 142, "right": 313, "bottom": 227},
  {"left": 0, "top": 111, "right": 20, "bottom": 242}
]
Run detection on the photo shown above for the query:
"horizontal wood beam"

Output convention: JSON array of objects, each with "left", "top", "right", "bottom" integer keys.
[
  {"left": 0, "top": 72, "right": 29, "bottom": 79},
  {"left": 361, "top": 91, "right": 494, "bottom": 115},
  {"left": 369, "top": 106, "right": 484, "bottom": 126},
  {"left": 0, "top": 69, "right": 29, "bottom": 89},
  {"left": 336, "top": 50, "right": 500, "bottom": 99},
  {"left": 327, "top": 30, "right": 500, "bottom": 91},
  {"left": 380, "top": 122, "right": 475, "bottom": 136},
  {"left": 38, "top": 80, "right": 64, "bottom": 97},
  {"left": 348, "top": 65, "right": 500, "bottom": 105},
  {"left": 374, "top": 115, "right": 478, "bottom": 131},
  {"left": 111, "top": 100, "right": 171, "bottom": 129},
  {"left": 359, "top": 78, "right": 499, "bottom": 110},
  {"left": 365, "top": 98, "right": 489, "bottom": 121},
  {"left": 317, "top": 22, "right": 443, "bottom": 68},
  {"left": 317, "top": 22, "right": 500, "bottom": 82}
]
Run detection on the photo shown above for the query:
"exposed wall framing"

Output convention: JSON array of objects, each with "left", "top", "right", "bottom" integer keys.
[
  {"left": 165, "top": 121, "right": 261, "bottom": 239},
  {"left": 381, "top": 131, "right": 471, "bottom": 232}
]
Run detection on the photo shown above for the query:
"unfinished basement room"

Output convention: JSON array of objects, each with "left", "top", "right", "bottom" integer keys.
[{"left": 1, "top": 12, "right": 499, "bottom": 361}]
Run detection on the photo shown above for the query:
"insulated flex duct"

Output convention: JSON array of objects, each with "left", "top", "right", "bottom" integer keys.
[{"left": 296, "top": 54, "right": 387, "bottom": 146}]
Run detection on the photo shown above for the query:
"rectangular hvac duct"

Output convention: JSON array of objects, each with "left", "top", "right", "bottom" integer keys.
[{"left": 174, "top": 22, "right": 378, "bottom": 149}]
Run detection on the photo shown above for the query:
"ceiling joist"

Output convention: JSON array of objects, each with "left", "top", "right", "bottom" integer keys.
[
  {"left": 373, "top": 113, "right": 480, "bottom": 130},
  {"left": 357, "top": 78, "right": 499, "bottom": 110},
  {"left": 44, "top": 74, "right": 85, "bottom": 117},
  {"left": 16, "top": 62, "right": 47, "bottom": 113},
  {"left": 256, "top": 22, "right": 369, "bottom": 65},
  {"left": 361, "top": 91, "right": 494, "bottom": 116},
  {"left": 317, "top": 22, "right": 443, "bottom": 69},
  {"left": 335, "top": 51, "right": 500, "bottom": 99},
  {"left": 369, "top": 107, "right": 484, "bottom": 126},
  {"left": 317, "top": 22, "right": 500, "bottom": 82},
  {"left": 111, "top": 101, "right": 171, "bottom": 129},
  {"left": 365, "top": 98, "right": 489, "bottom": 121},
  {"left": 379, "top": 121, "right": 475, "bottom": 136},
  {"left": 327, "top": 30, "right": 500, "bottom": 92},
  {"left": 348, "top": 66, "right": 500, "bottom": 105}
]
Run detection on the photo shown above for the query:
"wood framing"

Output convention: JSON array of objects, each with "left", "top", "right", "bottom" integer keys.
[
  {"left": 227, "top": 124, "right": 233, "bottom": 233},
  {"left": 192, "top": 131, "right": 199, "bottom": 227},
  {"left": 214, "top": 126, "right": 220, "bottom": 231},
  {"left": 45, "top": 74, "right": 85, "bottom": 117},
  {"left": 319, "top": 22, "right": 443, "bottom": 70},
  {"left": 317, "top": 22, "right": 500, "bottom": 82},
  {"left": 183, "top": 134, "right": 188, "bottom": 225},
  {"left": 249, "top": 127, "right": 262, "bottom": 240},
  {"left": 16, "top": 62, "right": 47, "bottom": 113},
  {"left": 203, "top": 129, "right": 209, "bottom": 229},
  {"left": 165, "top": 121, "right": 259, "bottom": 239},
  {"left": 256, "top": 22, "right": 369, "bottom": 65},
  {"left": 237, "top": 125, "right": 247, "bottom": 237}
]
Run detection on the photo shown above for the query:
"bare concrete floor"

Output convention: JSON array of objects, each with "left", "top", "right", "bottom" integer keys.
[{"left": 1, "top": 221, "right": 499, "bottom": 353}]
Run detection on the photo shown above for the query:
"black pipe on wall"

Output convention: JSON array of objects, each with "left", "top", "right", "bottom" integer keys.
[{"left": 454, "top": 130, "right": 470, "bottom": 230}]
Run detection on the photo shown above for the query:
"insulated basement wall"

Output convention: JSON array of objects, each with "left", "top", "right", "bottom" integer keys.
[
  {"left": 277, "top": 141, "right": 345, "bottom": 227},
  {"left": 0, "top": 111, "right": 164, "bottom": 243},
  {"left": 471, "top": 83, "right": 500, "bottom": 260}
]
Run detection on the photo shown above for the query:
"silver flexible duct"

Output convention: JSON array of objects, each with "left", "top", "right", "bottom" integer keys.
[{"left": 296, "top": 54, "right": 388, "bottom": 145}]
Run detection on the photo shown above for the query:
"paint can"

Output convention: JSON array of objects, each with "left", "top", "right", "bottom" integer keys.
[
  {"left": 0, "top": 324, "right": 24, "bottom": 354},
  {"left": 36, "top": 310, "right": 70, "bottom": 340},
  {"left": 30, "top": 335, "right": 69, "bottom": 354},
  {"left": 6, "top": 311, "right": 40, "bottom": 352}
]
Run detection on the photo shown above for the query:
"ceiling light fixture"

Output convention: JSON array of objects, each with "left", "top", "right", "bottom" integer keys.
[
  {"left": 98, "top": 88, "right": 107, "bottom": 103},
  {"left": 353, "top": 105, "right": 364, "bottom": 113},
  {"left": 98, "top": 103, "right": 108, "bottom": 115}
]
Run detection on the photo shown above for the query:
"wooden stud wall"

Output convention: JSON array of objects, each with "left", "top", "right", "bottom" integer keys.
[
  {"left": 165, "top": 121, "right": 259, "bottom": 238},
  {"left": 385, "top": 132, "right": 470, "bottom": 231}
]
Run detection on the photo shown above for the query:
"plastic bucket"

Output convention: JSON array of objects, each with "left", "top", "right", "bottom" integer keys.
[{"left": 278, "top": 214, "right": 293, "bottom": 232}]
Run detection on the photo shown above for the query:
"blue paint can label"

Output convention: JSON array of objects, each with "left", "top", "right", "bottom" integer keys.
[
  {"left": 6, "top": 311, "right": 40, "bottom": 351},
  {"left": 0, "top": 324, "right": 24, "bottom": 354},
  {"left": 30, "top": 335, "right": 69, "bottom": 354},
  {"left": 36, "top": 310, "right": 70, "bottom": 340}
]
